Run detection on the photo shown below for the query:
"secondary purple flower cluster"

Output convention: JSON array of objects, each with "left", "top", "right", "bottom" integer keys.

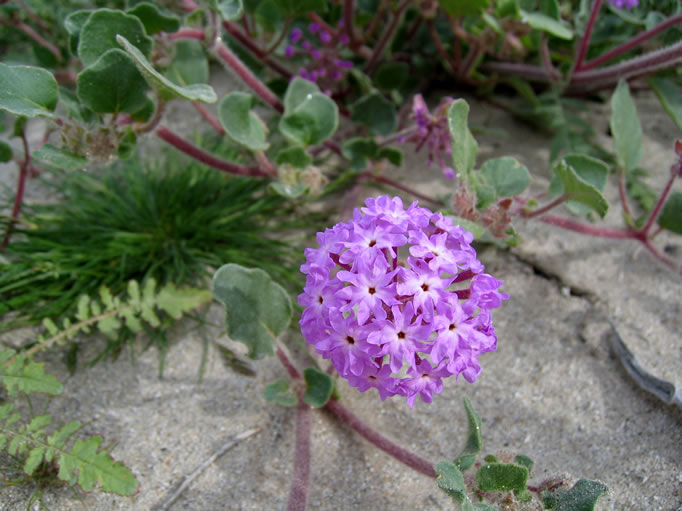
[
  {"left": 285, "top": 23, "right": 354, "bottom": 94},
  {"left": 403, "top": 94, "right": 456, "bottom": 180},
  {"left": 299, "top": 196, "right": 508, "bottom": 407},
  {"left": 608, "top": 0, "right": 638, "bottom": 9}
]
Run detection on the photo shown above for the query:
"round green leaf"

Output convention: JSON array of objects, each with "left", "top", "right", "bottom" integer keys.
[
  {"left": 657, "top": 191, "right": 682, "bottom": 235},
  {"left": 219, "top": 92, "right": 269, "bottom": 151},
  {"left": 302, "top": 368, "right": 333, "bottom": 407},
  {"left": 283, "top": 77, "right": 320, "bottom": 113},
  {"left": 543, "top": 479, "right": 609, "bottom": 511},
  {"left": 475, "top": 462, "right": 528, "bottom": 493},
  {"left": 165, "top": 40, "right": 209, "bottom": 86},
  {"left": 553, "top": 159, "right": 609, "bottom": 218},
  {"left": 264, "top": 380, "right": 298, "bottom": 407},
  {"left": 649, "top": 77, "right": 682, "bottom": 132},
  {"left": 350, "top": 92, "right": 397, "bottom": 136},
  {"left": 479, "top": 156, "right": 531, "bottom": 198},
  {"left": 215, "top": 0, "right": 244, "bottom": 20},
  {"left": 280, "top": 93, "right": 338, "bottom": 146},
  {"left": 33, "top": 144, "right": 87, "bottom": 170},
  {"left": 211, "top": 263, "right": 293, "bottom": 360},
  {"left": 78, "top": 9, "right": 153, "bottom": 67},
  {"left": 0, "top": 63, "right": 58, "bottom": 119},
  {"left": 117, "top": 35, "right": 217, "bottom": 103},
  {"left": 64, "top": 10, "right": 93, "bottom": 55},
  {"left": 127, "top": 2, "right": 181, "bottom": 34},
  {"left": 77, "top": 49, "right": 149, "bottom": 114},
  {"left": 0, "top": 140, "right": 12, "bottom": 163},
  {"left": 342, "top": 137, "right": 378, "bottom": 171},
  {"left": 276, "top": 146, "right": 312, "bottom": 169}
]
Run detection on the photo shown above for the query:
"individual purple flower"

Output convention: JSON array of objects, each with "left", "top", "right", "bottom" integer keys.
[
  {"left": 608, "top": 0, "right": 638, "bottom": 9},
  {"left": 405, "top": 94, "right": 457, "bottom": 180},
  {"left": 299, "top": 196, "right": 508, "bottom": 406}
]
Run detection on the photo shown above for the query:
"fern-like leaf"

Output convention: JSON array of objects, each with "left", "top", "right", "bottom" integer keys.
[{"left": 0, "top": 350, "right": 63, "bottom": 397}]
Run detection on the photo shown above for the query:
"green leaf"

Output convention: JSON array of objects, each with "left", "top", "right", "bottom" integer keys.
[
  {"left": 543, "top": 479, "right": 609, "bottom": 511},
  {"left": 127, "top": 2, "right": 181, "bottom": 34},
  {"left": 438, "top": 0, "right": 491, "bottom": 17},
  {"left": 78, "top": 9, "right": 153, "bottom": 67},
  {"left": 303, "top": 368, "right": 333, "bottom": 407},
  {"left": 539, "top": 0, "right": 561, "bottom": 19},
  {"left": 64, "top": 10, "right": 93, "bottom": 55},
  {"left": 0, "top": 351, "right": 63, "bottom": 397},
  {"left": 117, "top": 35, "right": 217, "bottom": 103},
  {"left": 455, "top": 396, "right": 483, "bottom": 471},
  {"left": 264, "top": 380, "right": 298, "bottom": 406},
  {"left": 435, "top": 461, "right": 468, "bottom": 503},
  {"left": 350, "top": 92, "right": 397, "bottom": 136},
  {"left": 283, "top": 77, "right": 320, "bottom": 112},
  {"left": 33, "top": 144, "right": 88, "bottom": 170},
  {"left": 610, "top": 80, "right": 642, "bottom": 173},
  {"left": 0, "top": 64, "right": 58, "bottom": 119},
  {"left": 77, "top": 49, "right": 149, "bottom": 114},
  {"left": 0, "top": 140, "right": 12, "bottom": 163},
  {"left": 450, "top": 216, "right": 486, "bottom": 240},
  {"left": 374, "top": 61, "right": 409, "bottom": 91},
  {"left": 548, "top": 154, "right": 609, "bottom": 216},
  {"left": 280, "top": 93, "right": 339, "bottom": 146},
  {"left": 219, "top": 92, "right": 269, "bottom": 151},
  {"left": 553, "top": 159, "right": 609, "bottom": 217},
  {"left": 514, "top": 455, "right": 534, "bottom": 474},
  {"left": 212, "top": 263, "right": 293, "bottom": 360},
  {"left": 475, "top": 462, "right": 528, "bottom": 492},
  {"left": 156, "top": 283, "right": 213, "bottom": 319},
  {"left": 520, "top": 10, "right": 574, "bottom": 39},
  {"left": 648, "top": 76, "right": 682, "bottom": 132},
  {"left": 657, "top": 191, "right": 682, "bottom": 235},
  {"left": 166, "top": 40, "right": 209, "bottom": 86},
  {"left": 342, "top": 137, "right": 379, "bottom": 171},
  {"left": 272, "top": 0, "right": 326, "bottom": 15},
  {"left": 214, "top": 0, "right": 244, "bottom": 20},
  {"left": 479, "top": 156, "right": 531, "bottom": 198},
  {"left": 378, "top": 147, "right": 403, "bottom": 166},
  {"left": 276, "top": 146, "right": 312, "bottom": 169},
  {"left": 448, "top": 99, "right": 478, "bottom": 178},
  {"left": 57, "top": 435, "right": 139, "bottom": 495}
]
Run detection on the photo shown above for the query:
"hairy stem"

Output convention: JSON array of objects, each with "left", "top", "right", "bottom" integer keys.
[
  {"left": 212, "top": 41, "right": 284, "bottom": 113},
  {"left": 364, "top": 0, "right": 412, "bottom": 74},
  {"left": 344, "top": 0, "right": 359, "bottom": 49},
  {"left": 266, "top": 16, "right": 293, "bottom": 54},
  {"left": 638, "top": 167, "right": 677, "bottom": 235},
  {"left": 222, "top": 21, "right": 293, "bottom": 78},
  {"left": 365, "top": 173, "right": 443, "bottom": 207},
  {"left": 1, "top": 131, "right": 31, "bottom": 252},
  {"left": 156, "top": 126, "right": 268, "bottom": 177},
  {"left": 427, "top": 19, "right": 457, "bottom": 74},
  {"left": 581, "top": 13, "right": 682, "bottom": 71},
  {"left": 191, "top": 101, "right": 226, "bottom": 136},
  {"left": 287, "top": 396, "right": 312, "bottom": 511},
  {"left": 0, "top": 18, "right": 62, "bottom": 61},
  {"left": 539, "top": 214, "right": 632, "bottom": 239},
  {"left": 325, "top": 399, "right": 437, "bottom": 478},
  {"left": 573, "top": 0, "right": 604, "bottom": 72},
  {"left": 523, "top": 195, "right": 567, "bottom": 219},
  {"left": 166, "top": 27, "right": 205, "bottom": 41},
  {"left": 134, "top": 99, "right": 167, "bottom": 134}
]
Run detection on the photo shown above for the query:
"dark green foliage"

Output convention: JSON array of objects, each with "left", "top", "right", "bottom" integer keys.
[{"left": 0, "top": 143, "right": 305, "bottom": 331}]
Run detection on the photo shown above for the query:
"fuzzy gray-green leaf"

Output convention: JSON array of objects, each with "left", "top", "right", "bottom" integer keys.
[
  {"left": 610, "top": 80, "right": 642, "bottom": 173},
  {"left": 543, "top": 479, "right": 609, "bottom": 510},
  {"left": 0, "top": 63, "right": 58, "bottom": 119}
]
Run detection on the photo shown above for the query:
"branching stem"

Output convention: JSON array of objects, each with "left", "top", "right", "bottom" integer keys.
[{"left": 1, "top": 131, "right": 31, "bottom": 252}]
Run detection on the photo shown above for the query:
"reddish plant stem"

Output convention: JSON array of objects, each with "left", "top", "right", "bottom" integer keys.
[
  {"left": 18, "top": 0, "right": 50, "bottom": 32},
  {"left": 638, "top": 168, "right": 677, "bottom": 235},
  {"left": 3, "top": 18, "right": 62, "bottom": 61},
  {"left": 427, "top": 19, "right": 457, "bottom": 74},
  {"left": 134, "top": 99, "right": 167, "bottom": 134},
  {"left": 213, "top": 41, "right": 284, "bottom": 113},
  {"left": 581, "top": 13, "right": 682, "bottom": 71},
  {"left": 222, "top": 21, "right": 293, "bottom": 78},
  {"left": 523, "top": 195, "right": 567, "bottom": 219},
  {"left": 640, "top": 238, "right": 679, "bottom": 273},
  {"left": 191, "top": 101, "right": 226, "bottom": 136},
  {"left": 364, "top": 0, "right": 412, "bottom": 74},
  {"left": 265, "top": 16, "right": 293, "bottom": 54},
  {"left": 287, "top": 395, "right": 312, "bottom": 511},
  {"left": 363, "top": 0, "right": 388, "bottom": 41},
  {"left": 166, "top": 28, "right": 205, "bottom": 41},
  {"left": 344, "top": 0, "right": 359, "bottom": 49},
  {"left": 573, "top": 0, "right": 604, "bottom": 72},
  {"left": 569, "top": 40, "right": 682, "bottom": 89},
  {"left": 324, "top": 399, "right": 437, "bottom": 478},
  {"left": 1, "top": 132, "right": 31, "bottom": 251},
  {"left": 363, "top": 173, "right": 442, "bottom": 207},
  {"left": 156, "top": 126, "right": 268, "bottom": 177},
  {"left": 480, "top": 61, "right": 553, "bottom": 83},
  {"left": 540, "top": 36, "right": 560, "bottom": 81},
  {"left": 618, "top": 169, "right": 633, "bottom": 220},
  {"left": 539, "top": 214, "right": 632, "bottom": 239}
]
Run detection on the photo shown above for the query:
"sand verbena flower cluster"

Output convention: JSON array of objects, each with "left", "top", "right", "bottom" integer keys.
[{"left": 299, "top": 196, "right": 508, "bottom": 406}]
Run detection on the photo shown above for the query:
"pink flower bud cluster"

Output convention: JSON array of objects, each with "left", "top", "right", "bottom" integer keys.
[
  {"left": 299, "top": 196, "right": 508, "bottom": 407},
  {"left": 403, "top": 94, "right": 457, "bottom": 180},
  {"left": 285, "top": 23, "right": 354, "bottom": 95}
]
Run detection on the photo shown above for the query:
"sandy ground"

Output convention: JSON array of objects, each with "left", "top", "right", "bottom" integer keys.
[{"left": 1, "top": 75, "right": 680, "bottom": 511}]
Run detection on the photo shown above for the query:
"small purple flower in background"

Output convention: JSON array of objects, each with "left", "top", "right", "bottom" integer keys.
[
  {"left": 404, "top": 94, "right": 457, "bottom": 180},
  {"left": 608, "top": 0, "right": 638, "bottom": 9},
  {"left": 284, "top": 22, "right": 354, "bottom": 94},
  {"left": 299, "top": 196, "right": 508, "bottom": 407}
]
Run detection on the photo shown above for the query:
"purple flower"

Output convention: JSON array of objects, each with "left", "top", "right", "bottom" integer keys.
[
  {"left": 290, "top": 27, "right": 303, "bottom": 43},
  {"left": 608, "top": 0, "right": 638, "bottom": 9},
  {"left": 299, "top": 196, "right": 508, "bottom": 406}
]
